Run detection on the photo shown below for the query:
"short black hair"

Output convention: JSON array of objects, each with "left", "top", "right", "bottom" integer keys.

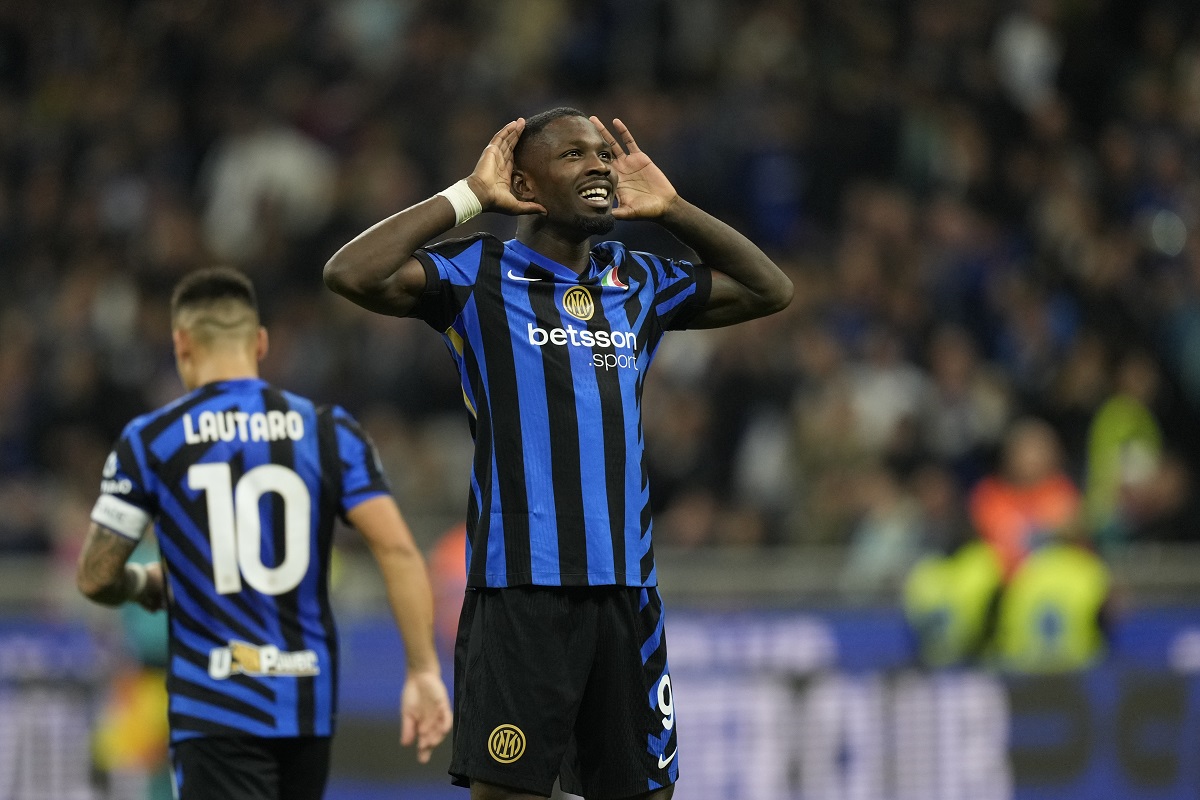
[
  {"left": 171, "top": 267, "right": 259, "bottom": 321},
  {"left": 514, "top": 106, "right": 589, "bottom": 166}
]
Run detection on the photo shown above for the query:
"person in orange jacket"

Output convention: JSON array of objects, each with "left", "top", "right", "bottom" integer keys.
[{"left": 968, "top": 418, "right": 1081, "bottom": 577}]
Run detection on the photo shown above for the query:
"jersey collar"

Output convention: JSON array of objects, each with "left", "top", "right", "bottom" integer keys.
[{"left": 505, "top": 239, "right": 616, "bottom": 283}]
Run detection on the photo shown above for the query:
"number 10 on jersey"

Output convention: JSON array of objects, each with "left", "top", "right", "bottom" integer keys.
[{"left": 188, "top": 463, "right": 312, "bottom": 596}]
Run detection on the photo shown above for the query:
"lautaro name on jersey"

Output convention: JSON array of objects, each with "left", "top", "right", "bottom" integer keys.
[{"left": 91, "top": 378, "right": 390, "bottom": 742}]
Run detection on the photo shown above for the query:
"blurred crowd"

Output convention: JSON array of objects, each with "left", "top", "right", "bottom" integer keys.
[{"left": 3, "top": 0, "right": 1200, "bottom": 599}]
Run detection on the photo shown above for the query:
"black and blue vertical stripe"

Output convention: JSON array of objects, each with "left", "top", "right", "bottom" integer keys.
[{"left": 413, "top": 235, "right": 711, "bottom": 589}]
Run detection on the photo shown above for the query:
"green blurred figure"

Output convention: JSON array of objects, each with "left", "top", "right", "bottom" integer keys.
[
  {"left": 1085, "top": 350, "right": 1163, "bottom": 551},
  {"left": 903, "top": 540, "right": 1004, "bottom": 668},
  {"left": 991, "top": 540, "right": 1111, "bottom": 673}
]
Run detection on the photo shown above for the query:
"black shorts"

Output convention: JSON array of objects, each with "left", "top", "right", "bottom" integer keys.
[
  {"left": 171, "top": 736, "right": 331, "bottom": 800},
  {"left": 449, "top": 585, "right": 678, "bottom": 799}
]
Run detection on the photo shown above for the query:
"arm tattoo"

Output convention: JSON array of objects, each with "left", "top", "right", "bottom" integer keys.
[{"left": 78, "top": 523, "right": 140, "bottom": 606}]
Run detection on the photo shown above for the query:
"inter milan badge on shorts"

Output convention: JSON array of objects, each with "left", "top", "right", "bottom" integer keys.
[{"left": 488, "top": 724, "right": 526, "bottom": 763}]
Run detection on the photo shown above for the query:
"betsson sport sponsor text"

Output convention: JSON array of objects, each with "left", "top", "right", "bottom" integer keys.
[{"left": 526, "top": 323, "right": 639, "bottom": 371}]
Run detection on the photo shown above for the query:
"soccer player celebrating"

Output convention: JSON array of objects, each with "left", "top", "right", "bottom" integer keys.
[
  {"left": 324, "top": 109, "right": 793, "bottom": 800},
  {"left": 77, "top": 268, "right": 452, "bottom": 800}
]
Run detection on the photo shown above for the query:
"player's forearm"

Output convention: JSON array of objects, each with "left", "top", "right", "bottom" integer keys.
[
  {"left": 78, "top": 560, "right": 145, "bottom": 607},
  {"left": 322, "top": 195, "right": 458, "bottom": 316},
  {"left": 373, "top": 545, "right": 443, "bottom": 673},
  {"left": 77, "top": 523, "right": 143, "bottom": 606},
  {"left": 659, "top": 198, "right": 793, "bottom": 314},
  {"left": 349, "top": 497, "right": 443, "bottom": 671}
]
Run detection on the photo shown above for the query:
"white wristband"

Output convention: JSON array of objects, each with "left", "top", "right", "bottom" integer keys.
[
  {"left": 126, "top": 562, "right": 148, "bottom": 601},
  {"left": 436, "top": 179, "right": 483, "bottom": 226}
]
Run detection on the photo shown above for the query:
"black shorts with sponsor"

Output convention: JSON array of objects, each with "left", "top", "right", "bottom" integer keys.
[
  {"left": 449, "top": 585, "right": 678, "bottom": 799},
  {"left": 171, "top": 735, "right": 331, "bottom": 800}
]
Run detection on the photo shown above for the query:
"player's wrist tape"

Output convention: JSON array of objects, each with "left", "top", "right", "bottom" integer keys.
[
  {"left": 125, "top": 562, "right": 148, "bottom": 601},
  {"left": 436, "top": 180, "right": 483, "bottom": 226}
]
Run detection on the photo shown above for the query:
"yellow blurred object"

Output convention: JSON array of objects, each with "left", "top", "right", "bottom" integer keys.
[
  {"left": 993, "top": 543, "right": 1110, "bottom": 673},
  {"left": 93, "top": 668, "right": 170, "bottom": 772},
  {"left": 903, "top": 541, "right": 1004, "bottom": 667}
]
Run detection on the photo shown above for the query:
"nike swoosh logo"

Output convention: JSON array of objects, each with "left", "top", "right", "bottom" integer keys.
[
  {"left": 657, "top": 748, "right": 677, "bottom": 769},
  {"left": 507, "top": 269, "right": 541, "bottom": 282}
]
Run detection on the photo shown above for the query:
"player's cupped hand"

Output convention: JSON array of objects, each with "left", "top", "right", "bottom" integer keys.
[
  {"left": 468, "top": 119, "right": 547, "bottom": 217},
  {"left": 589, "top": 116, "right": 679, "bottom": 220}
]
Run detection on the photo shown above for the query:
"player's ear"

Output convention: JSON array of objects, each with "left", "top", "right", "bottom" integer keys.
[
  {"left": 172, "top": 328, "right": 190, "bottom": 362},
  {"left": 511, "top": 168, "right": 535, "bottom": 202},
  {"left": 255, "top": 327, "right": 268, "bottom": 362},
  {"left": 173, "top": 328, "right": 196, "bottom": 390}
]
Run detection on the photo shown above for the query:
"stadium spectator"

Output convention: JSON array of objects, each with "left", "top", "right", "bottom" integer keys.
[
  {"left": 840, "top": 462, "right": 925, "bottom": 599},
  {"left": 1125, "top": 450, "right": 1200, "bottom": 543},
  {"left": 968, "top": 417, "right": 1081, "bottom": 576},
  {"left": 903, "top": 539, "right": 1004, "bottom": 668},
  {"left": 1084, "top": 349, "right": 1164, "bottom": 548},
  {"left": 919, "top": 324, "right": 1013, "bottom": 486},
  {"left": 991, "top": 536, "right": 1111, "bottom": 672}
]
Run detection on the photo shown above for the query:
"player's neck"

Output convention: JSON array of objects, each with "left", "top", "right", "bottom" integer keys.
[
  {"left": 516, "top": 222, "right": 592, "bottom": 275},
  {"left": 187, "top": 358, "right": 260, "bottom": 390}
]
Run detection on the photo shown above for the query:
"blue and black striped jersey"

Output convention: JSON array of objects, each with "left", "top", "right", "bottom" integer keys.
[
  {"left": 413, "top": 235, "right": 711, "bottom": 588},
  {"left": 91, "top": 378, "right": 389, "bottom": 743}
]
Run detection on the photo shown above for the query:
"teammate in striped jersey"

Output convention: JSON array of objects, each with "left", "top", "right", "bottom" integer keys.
[
  {"left": 325, "top": 108, "right": 793, "bottom": 800},
  {"left": 77, "top": 268, "right": 452, "bottom": 800}
]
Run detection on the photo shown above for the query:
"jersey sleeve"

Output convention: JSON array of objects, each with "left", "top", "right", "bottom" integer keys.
[
  {"left": 646, "top": 253, "right": 713, "bottom": 331},
  {"left": 90, "top": 428, "right": 156, "bottom": 542},
  {"left": 411, "top": 232, "right": 495, "bottom": 331},
  {"left": 330, "top": 407, "right": 393, "bottom": 515}
]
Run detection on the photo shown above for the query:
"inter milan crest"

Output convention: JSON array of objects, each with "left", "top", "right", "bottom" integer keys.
[
  {"left": 488, "top": 724, "right": 526, "bottom": 763},
  {"left": 562, "top": 286, "right": 595, "bottom": 321}
]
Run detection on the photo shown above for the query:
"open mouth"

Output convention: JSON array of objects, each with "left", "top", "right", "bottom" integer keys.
[{"left": 579, "top": 185, "right": 612, "bottom": 209}]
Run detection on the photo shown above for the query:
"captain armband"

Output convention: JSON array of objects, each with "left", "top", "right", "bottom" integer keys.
[{"left": 91, "top": 494, "right": 152, "bottom": 541}]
